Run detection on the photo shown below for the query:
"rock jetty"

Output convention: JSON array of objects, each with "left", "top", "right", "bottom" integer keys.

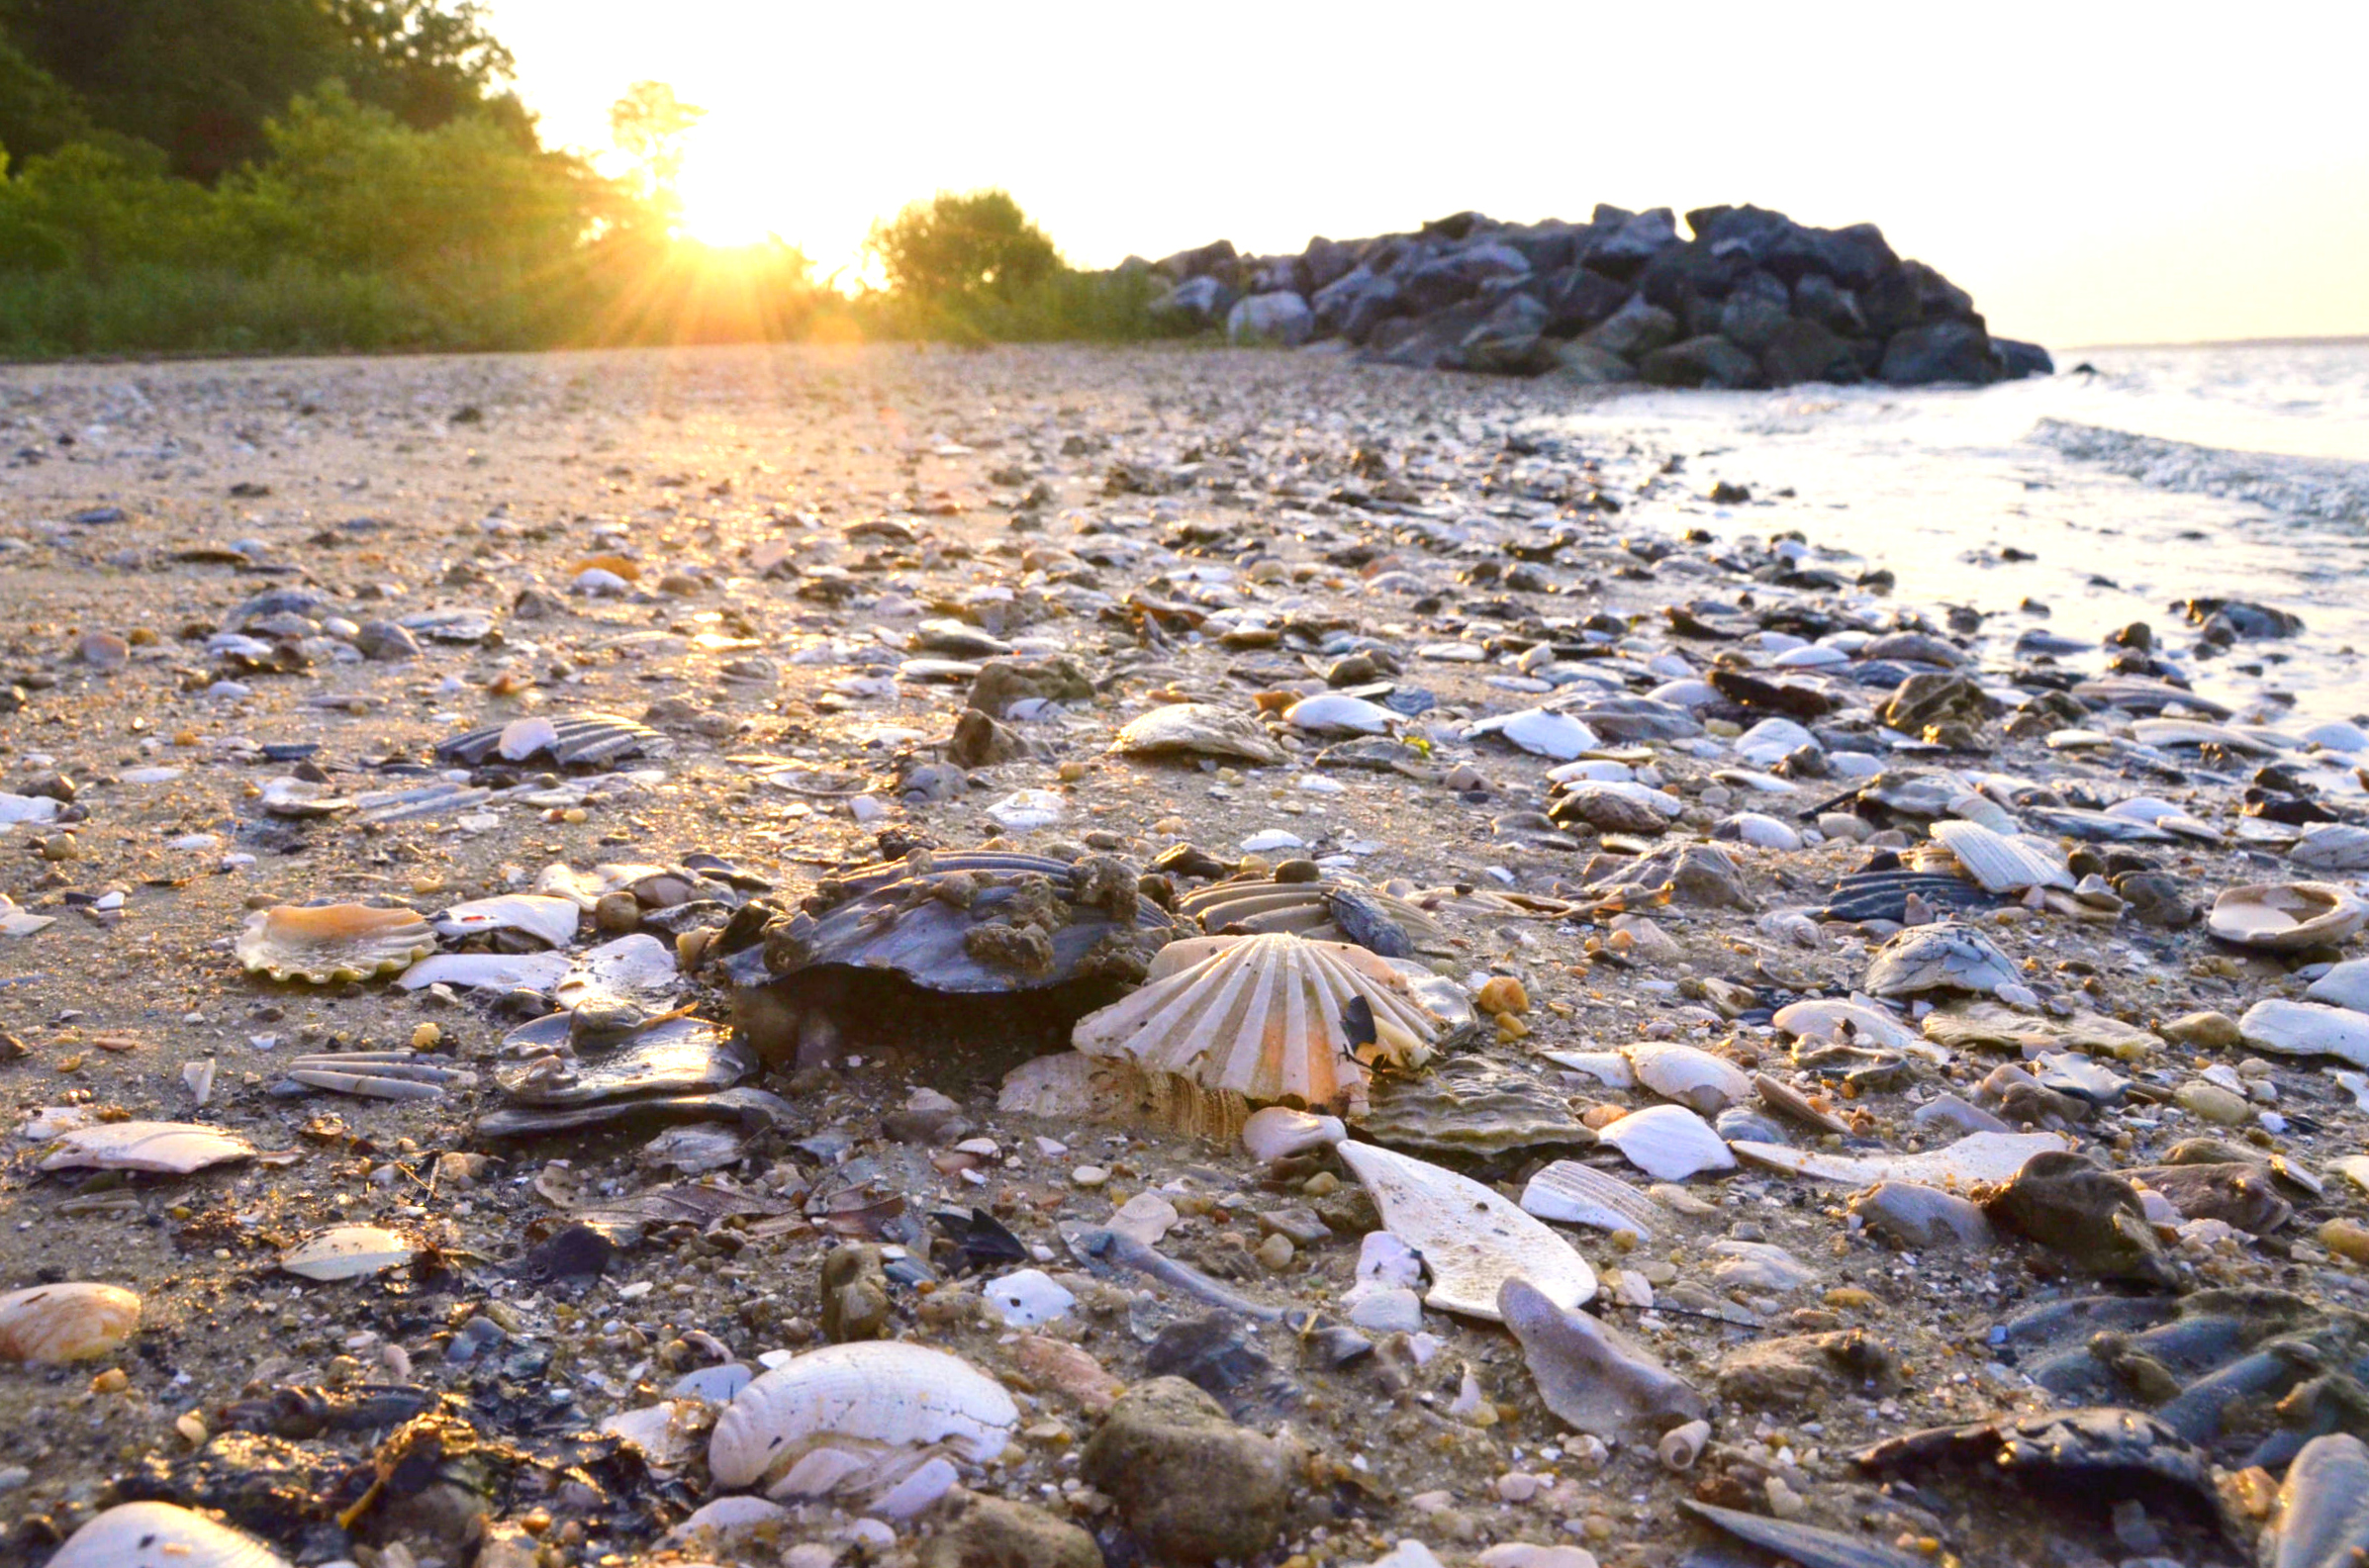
[{"left": 1138, "top": 203, "right": 2052, "bottom": 387}]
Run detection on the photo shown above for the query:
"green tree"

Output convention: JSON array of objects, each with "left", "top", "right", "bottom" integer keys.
[
  {"left": 867, "top": 189, "right": 1059, "bottom": 305},
  {"left": 607, "top": 80, "right": 703, "bottom": 214}
]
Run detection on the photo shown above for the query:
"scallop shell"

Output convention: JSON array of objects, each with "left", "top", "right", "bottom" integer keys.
[
  {"left": 280, "top": 1225, "right": 417, "bottom": 1281},
  {"left": 709, "top": 1341, "right": 1017, "bottom": 1500},
  {"left": 1071, "top": 933, "right": 1459, "bottom": 1115},
  {"left": 0, "top": 1282, "right": 141, "bottom": 1362},
  {"left": 38, "top": 1121, "right": 257, "bottom": 1174},
  {"left": 1519, "top": 1160, "right": 1667, "bottom": 1241},
  {"left": 1594, "top": 1104, "right": 1736, "bottom": 1181},
  {"left": 1928, "top": 820, "right": 2074, "bottom": 894},
  {"left": 1863, "top": 922, "right": 2019, "bottom": 997},
  {"left": 1109, "top": 702, "right": 1286, "bottom": 765},
  {"left": 1626, "top": 1043, "right": 1752, "bottom": 1116},
  {"left": 47, "top": 1503, "right": 290, "bottom": 1568},
  {"left": 2239, "top": 999, "right": 2369, "bottom": 1069},
  {"left": 1336, "top": 1140, "right": 1595, "bottom": 1321},
  {"left": 1728, "top": 1129, "right": 2070, "bottom": 1188},
  {"left": 1175, "top": 878, "right": 1443, "bottom": 952},
  {"left": 235, "top": 903, "right": 435, "bottom": 984},
  {"left": 2208, "top": 882, "right": 2369, "bottom": 952},
  {"left": 1284, "top": 693, "right": 1393, "bottom": 734},
  {"left": 432, "top": 893, "right": 581, "bottom": 948},
  {"left": 434, "top": 711, "right": 668, "bottom": 767}
]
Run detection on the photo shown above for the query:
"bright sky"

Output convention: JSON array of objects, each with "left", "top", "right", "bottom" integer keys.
[{"left": 486, "top": 0, "right": 2369, "bottom": 347}]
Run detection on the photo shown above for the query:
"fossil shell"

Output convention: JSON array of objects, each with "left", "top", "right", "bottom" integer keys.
[
  {"left": 431, "top": 893, "right": 581, "bottom": 948},
  {"left": 0, "top": 1282, "right": 141, "bottom": 1362},
  {"left": 1337, "top": 1140, "right": 1595, "bottom": 1320},
  {"left": 1863, "top": 922, "right": 2019, "bottom": 997},
  {"left": 280, "top": 1224, "right": 417, "bottom": 1281},
  {"left": 1627, "top": 1043, "right": 1752, "bottom": 1116},
  {"left": 1729, "top": 1130, "right": 2070, "bottom": 1188},
  {"left": 47, "top": 1502, "right": 290, "bottom": 1568},
  {"left": 1771, "top": 997, "right": 1924, "bottom": 1053},
  {"left": 1594, "top": 1104, "right": 1735, "bottom": 1182},
  {"left": 1109, "top": 702, "right": 1286, "bottom": 765},
  {"left": 38, "top": 1121, "right": 257, "bottom": 1174},
  {"left": 235, "top": 903, "right": 435, "bottom": 983},
  {"left": 435, "top": 711, "right": 668, "bottom": 767},
  {"left": 1175, "top": 878, "right": 1442, "bottom": 952},
  {"left": 1466, "top": 707, "right": 1599, "bottom": 761},
  {"left": 2240, "top": 999, "right": 2369, "bottom": 1069},
  {"left": 709, "top": 1341, "right": 1017, "bottom": 1501},
  {"left": 1072, "top": 933, "right": 1458, "bottom": 1114},
  {"left": 2207, "top": 882, "right": 2369, "bottom": 952},
  {"left": 1927, "top": 820, "right": 2073, "bottom": 893},
  {"left": 1519, "top": 1161, "right": 1667, "bottom": 1241}
]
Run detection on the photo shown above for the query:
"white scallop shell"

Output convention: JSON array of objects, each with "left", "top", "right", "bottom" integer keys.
[
  {"left": 1728, "top": 1130, "right": 2070, "bottom": 1188},
  {"left": 1928, "top": 820, "right": 2074, "bottom": 893},
  {"left": 38, "top": 1121, "right": 256, "bottom": 1174},
  {"left": 1770, "top": 997, "right": 1922, "bottom": 1053},
  {"left": 1626, "top": 1043, "right": 1752, "bottom": 1116},
  {"left": 1110, "top": 702, "right": 1285, "bottom": 765},
  {"left": 1336, "top": 1140, "right": 1595, "bottom": 1321},
  {"left": 1284, "top": 693, "right": 1394, "bottom": 734},
  {"left": 1071, "top": 933, "right": 1455, "bottom": 1112},
  {"left": 1594, "top": 1104, "right": 1736, "bottom": 1182},
  {"left": 709, "top": 1341, "right": 1016, "bottom": 1500},
  {"left": 1519, "top": 1161, "right": 1666, "bottom": 1242},
  {"left": 235, "top": 903, "right": 435, "bottom": 983},
  {"left": 2208, "top": 882, "right": 2369, "bottom": 952},
  {"left": 432, "top": 894, "right": 581, "bottom": 949},
  {"left": 2239, "top": 999, "right": 2369, "bottom": 1069},
  {"left": 47, "top": 1502, "right": 289, "bottom": 1568},
  {"left": 0, "top": 1281, "right": 141, "bottom": 1362},
  {"left": 280, "top": 1225, "right": 417, "bottom": 1281}
]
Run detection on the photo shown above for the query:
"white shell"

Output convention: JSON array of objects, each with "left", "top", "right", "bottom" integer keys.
[
  {"left": 1072, "top": 933, "right": 1454, "bottom": 1112},
  {"left": 984, "top": 788, "right": 1065, "bottom": 829},
  {"left": 2291, "top": 823, "right": 2369, "bottom": 872},
  {"left": 432, "top": 894, "right": 581, "bottom": 948},
  {"left": 47, "top": 1503, "right": 289, "bottom": 1568},
  {"left": 1285, "top": 693, "right": 1394, "bottom": 734},
  {"left": 1467, "top": 708, "right": 1598, "bottom": 761},
  {"left": 396, "top": 950, "right": 573, "bottom": 992},
  {"left": 709, "top": 1341, "right": 1016, "bottom": 1500},
  {"left": 1733, "top": 717, "right": 1815, "bottom": 767},
  {"left": 1728, "top": 1130, "right": 2070, "bottom": 1188},
  {"left": 2306, "top": 960, "right": 2369, "bottom": 1014},
  {"left": 1110, "top": 702, "right": 1285, "bottom": 765},
  {"left": 603, "top": 1399, "right": 705, "bottom": 1467},
  {"left": 499, "top": 716, "right": 562, "bottom": 760},
  {"left": 982, "top": 1268, "right": 1076, "bottom": 1328},
  {"left": 0, "top": 1281, "right": 141, "bottom": 1362},
  {"left": 1241, "top": 1106, "right": 1347, "bottom": 1161},
  {"left": 235, "top": 904, "right": 435, "bottom": 983},
  {"left": 1519, "top": 1161, "right": 1666, "bottom": 1241},
  {"left": 38, "top": 1121, "right": 256, "bottom": 1174},
  {"left": 1594, "top": 1104, "right": 1735, "bottom": 1181},
  {"left": 554, "top": 934, "right": 681, "bottom": 1010},
  {"left": 2240, "top": 999, "right": 2369, "bottom": 1069},
  {"left": 1771, "top": 997, "right": 1922, "bottom": 1052},
  {"left": 2131, "top": 718, "right": 2274, "bottom": 753},
  {"left": 1337, "top": 1140, "right": 1595, "bottom": 1321},
  {"left": 2208, "top": 882, "right": 2369, "bottom": 951},
  {"left": 1627, "top": 1043, "right": 1752, "bottom": 1116},
  {"left": 280, "top": 1225, "right": 417, "bottom": 1281},
  {"left": 1928, "top": 821, "right": 2073, "bottom": 893},
  {"left": 1864, "top": 922, "right": 2019, "bottom": 997}
]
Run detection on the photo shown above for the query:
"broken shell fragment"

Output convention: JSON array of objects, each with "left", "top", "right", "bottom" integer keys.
[
  {"left": 2239, "top": 999, "right": 2369, "bottom": 1069},
  {"left": 280, "top": 1225, "right": 417, "bottom": 1281},
  {"left": 47, "top": 1502, "right": 290, "bottom": 1568},
  {"left": 37, "top": 1121, "right": 257, "bottom": 1174},
  {"left": 709, "top": 1340, "right": 1017, "bottom": 1502},
  {"left": 1730, "top": 1131, "right": 2069, "bottom": 1188},
  {"left": 1241, "top": 1105, "right": 1346, "bottom": 1162},
  {"left": 1519, "top": 1160, "right": 1666, "bottom": 1241},
  {"left": 1772, "top": 997, "right": 1923, "bottom": 1053},
  {"left": 1466, "top": 707, "right": 1599, "bottom": 761},
  {"left": 431, "top": 893, "right": 581, "bottom": 948},
  {"left": 1658, "top": 1419, "right": 1712, "bottom": 1471},
  {"left": 2207, "top": 882, "right": 2369, "bottom": 952},
  {"left": 1337, "top": 1141, "right": 1595, "bottom": 1320},
  {"left": 0, "top": 1281, "right": 142, "bottom": 1362},
  {"left": 1863, "top": 921, "right": 2019, "bottom": 997},
  {"left": 285, "top": 1051, "right": 476, "bottom": 1100},
  {"left": 1176, "top": 876, "right": 1442, "bottom": 953},
  {"left": 1594, "top": 1104, "right": 1735, "bottom": 1181},
  {"left": 1682, "top": 1501, "right": 1924, "bottom": 1568},
  {"left": 1499, "top": 1276, "right": 1704, "bottom": 1439},
  {"left": 1110, "top": 702, "right": 1286, "bottom": 765},
  {"left": 496, "top": 1012, "right": 748, "bottom": 1105},
  {"left": 235, "top": 903, "right": 435, "bottom": 983},
  {"left": 2269, "top": 1433, "right": 2369, "bottom": 1568},
  {"left": 1627, "top": 1042, "right": 1753, "bottom": 1116}
]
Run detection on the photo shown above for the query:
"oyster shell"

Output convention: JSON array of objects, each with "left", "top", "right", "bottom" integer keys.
[
  {"left": 434, "top": 711, "right": 668, "bottom": 767},
  {"left": 1863, "top": 921, "right": 2019, "bottom": 997},
  {"left": 1109, "top": 702, "right": 1286, "bottom": 765},
  {"left": 2207, "top": 882, "right": 2369, "bottom": 952},
  {"left": 47, "top": 1502, "right": 290, "bottom": 1568},
  {"left": 1928, "top": 820, "right": 2074, "bottom": 893},
  {"left": 0, "top": 1281, "right": 141, "bottom": 1362},
  {"left": 280, "top": 1224, "right": 417, "bottom": 1281},
  {"left": 1594, "top": 1104, "right": 1735, "bottom": 1181},
  {"left": 1730, "top": 1130, "right": 2071, "bottom": 1188},
  {"left": 1336, "top": 1141, "right": 1595, "bottom": 1320},
  {"left": 1519, "top": 1160, "right": 1667, "bottom": 1241},
  {"left": 2240, "top": 999, "right": 2369, "bottom": 1069},
  {"left": 710, "top": 1341, "right": 1017, "bottom": 1502},
  {"left": 1359, "top": 1054, "right": 1594, "bottom": 1162},
  {"left": 235, "top": 903, "right": 436, "bottom": 984},
  {"left": 1072, "top": 933, "right": 1461, "bottom": 1117},
  {"left": 37, "top": 1121, "right": 257, "bottom": 1174},
  {"left": 1627, "top": 1042, "right": 1752, "bottom": 1116}
]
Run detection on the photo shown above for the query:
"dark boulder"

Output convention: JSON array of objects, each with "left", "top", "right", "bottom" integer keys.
[
  {"left": 1301, "top": 235, "right": 1359, "bottom": 292},
  {"left": 1641, "top": 334, "right": 1762, "bottom": 389},
  {"left": 1156, "top": 239, "right": 1236, "bottom": 282},
  {"left": 1495, "top": 222, "right": 1581, "bottom": 274},
  {"left": 1759, "top": 318, "right": 1861, "bottom": 386},
  {"left": 1716, "top": 269, "right": 1793, "bottom": 351},
  {"left": 1537, "top": 266, "right": 1633, "bottom": 335},
  {"left": 1460, "top": 293, "right": 1554, "bottom": 375},
  {"left": 1420, "top": 210, "right": 1488, "bottom": 241},
  {"left": 1311, "top": 268, "right": 1401, "bottom": 342},
  {"left": 1791, "top": 272, "right": 1867, "bottom": 337},
  {"left": 1550, "top": 342, "right": 1641, "bottom": 384},
  {"left": 1582, "top": 207, "right": 1680, "bottom": 279},
  {"left": 1369, "top": 299, "right": 1494, "bottom": 370},
  {"left": 1149, "top": 275, "right": 1236, "bottom": 329},
  {"left": 1995, "top": 338, "right": 2055, "bottom": 379},
  {"left": 1880, "top": 321, "right": 2004, "bottom": 386},
  {"left": 1580, "top": 295, "right": 1680, "bottom": 360},
  {"left": 1399, "top": 257, "right": 1479, "bottom": 315}
]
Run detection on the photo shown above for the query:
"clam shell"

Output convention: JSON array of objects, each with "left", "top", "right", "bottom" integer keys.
[
  {"left": 1627, "top": 1043, "right": 1752, "bottom": 1116},
  {"left": 1519, "top": 1160, "right": 1667, "bottom": 1241},
  {"left": 1771, "top": 997, "right": 1923, "bottom": 1052},
  {"left": 1928, "top": 820, "right": 2073, "bottom": 893},
  {"left": 1110, "top": 702, "right": 1285, "bottom": 765},
  {"left": 2208, "top": 882, "right": 2369, "bottom": 952},
  {"left": 280, "top": 1224, "right": 417, "bottom": 1281},
  {"left": 710, "top": 1341, "right": 1017, "bottom": 1500},
  {"left": 432, "top": 893, "right": 581, "bottom": 948},
  {"left": 1863, "top": 922, "right": 2019, "bottom": 997},
  {"left": 1466, "top": 707, "right": 1599, "bottom": 761},
  {"left": 235, "top": 904, "right": 435, "bottom": 983},
  {"left": 38, "top": 1121, "right": 257, "bottom": 1174},
  {"left": 1285, "top": 693, "right": 1393, "bottom": 734},
  {"left": 1175, "top": 878, "right": 1442, "bottom": 951},
  {"left": 1728, "top": 1130, "right": 2070, "bottom": 1188},
  {"left": 0, "top": 1281, "right": 141, "bottom": 1362},
  {"left": 1072, "top": 933, "right": 1457, "bottom": 1113},
  {"left": 47, "top": 1502, "right": 289, "bottom": 1568},
  {"left": 1595, "top": 1104, "right": 1735, "bottom": 1181},
  {"left": 396, "top": 950, "right": 573, "bottom": 992},
  {"left": 1337, "top": 1140, "right": 1595, "bottom": 1320},
  {"left": 435, "top": 711, "right": 668, "bottom": 767},
  {"left": 2240, "top": 999, "right": 2369, "bottom": 1069},
  {"left": 2292, "top": 823, "right": 2369, "bottom": 873}
]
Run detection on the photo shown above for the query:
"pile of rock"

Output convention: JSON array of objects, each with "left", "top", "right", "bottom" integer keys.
[{"left": 1136, "top": 203, "right": 2051, "bottom": 388}]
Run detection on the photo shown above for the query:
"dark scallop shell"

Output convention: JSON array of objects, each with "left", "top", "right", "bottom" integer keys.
[{"left": 433, "top": 713, "right": 669, "bottom": 768}]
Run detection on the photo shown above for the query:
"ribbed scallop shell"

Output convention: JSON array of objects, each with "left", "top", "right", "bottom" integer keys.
[
  {"left": 1175, "top": 878, "right": 1441, "bottom": 950},
  {"left": 2208, "top": 882, "right": 2369, "bottom": 952},
  {"left": 1519, "top": 1161, "right": 1667, "bottom": 1241},
  {"left": 1337, "top": 1140, "right": 1595, "bottom": 1321},
  {"left": 709, "top": 1341, "right": 1016, "bottom": 1499},
  {"left": 434, "top": 711, "right": 667, "bottom": 767},
  {"left": 1070, "top": 933, "right": 1451, "bottom": 1113},
  {"left": 0, "top": 1282, "right": 141, "bottom": 1362},
  {"left": 1928, "top": 820, "right": 2074, "bottom": 893},
  {"left": 46, "top": 1503, "right": 288, "bottom": 1568},
  {"left": 235, "top": 904, "right": 435, "bottom": 983}
]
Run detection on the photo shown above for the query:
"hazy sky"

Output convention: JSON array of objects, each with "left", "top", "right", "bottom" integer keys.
[{"left": 487, "top": 1, "right": 2369, "bottom": 347}]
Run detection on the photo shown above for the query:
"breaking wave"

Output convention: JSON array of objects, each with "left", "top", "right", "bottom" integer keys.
[{"left": 2029, "top": 417, "right": 2369, "bottom": 527}]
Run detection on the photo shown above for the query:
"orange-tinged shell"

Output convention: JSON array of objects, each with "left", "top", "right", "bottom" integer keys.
[
  {"left": 235, "top": 903, "right": 435, "bottom": 983},
  {"left": 0, "top": 1281, "right": 141, "bottom": 1363}
]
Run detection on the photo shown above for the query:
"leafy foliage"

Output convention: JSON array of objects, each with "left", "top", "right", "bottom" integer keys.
[{"left": 867, "top": 189, "right": 1060, "bottom": 305}]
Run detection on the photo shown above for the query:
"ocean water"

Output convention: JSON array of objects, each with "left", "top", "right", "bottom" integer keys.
[{"left": 1538, "top": 338, "right": 2369, "bottom": 725}]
